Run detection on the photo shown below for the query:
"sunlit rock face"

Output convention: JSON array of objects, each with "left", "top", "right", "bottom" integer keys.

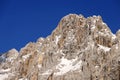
[{"left": 0, "top": 14, "right": 120, "bottom": 80}]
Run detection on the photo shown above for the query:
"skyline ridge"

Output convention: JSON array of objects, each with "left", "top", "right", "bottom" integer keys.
[{"left": 0, "top": 0, "right": 120, "bottom": 53}]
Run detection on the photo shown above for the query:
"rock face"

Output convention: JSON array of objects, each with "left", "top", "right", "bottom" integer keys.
[{"left": 0, "top": 14, "right": 120, "bottom": 80}]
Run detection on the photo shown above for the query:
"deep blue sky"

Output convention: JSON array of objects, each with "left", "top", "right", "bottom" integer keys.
[{"left": 0, "top": 0, "right": 120, "bottom": 53}]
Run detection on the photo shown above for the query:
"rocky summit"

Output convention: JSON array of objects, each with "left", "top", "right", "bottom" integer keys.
[{"left": 0, "top": 14, "right": 120, "bottom": 80}]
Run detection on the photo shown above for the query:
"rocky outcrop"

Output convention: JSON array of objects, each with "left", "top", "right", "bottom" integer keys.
[
  {"left": 0, "top": 49, "right": 19, "bottom": 69},
  {"left": 0, "top": 14, "right": 120, "bottom": 80}
]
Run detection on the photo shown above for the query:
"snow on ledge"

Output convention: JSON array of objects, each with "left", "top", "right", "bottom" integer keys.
[
  {"left": 0, "top": 74, "right": 9, "bottom": 80},
  {"left": 0, "top": 68, "right": 11, "bottom": 73},
  {"left": 98, "top": 44, "right": 111, "bottom": 52},
  {"left": 0, "top": 68, "right": 11, "bottom": 80}
]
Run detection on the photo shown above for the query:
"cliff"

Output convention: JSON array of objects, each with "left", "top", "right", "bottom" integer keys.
[{"left": 0, "top": 14, "right": 120, "bottom": 80}]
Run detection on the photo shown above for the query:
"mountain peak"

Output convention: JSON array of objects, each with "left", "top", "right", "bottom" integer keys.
[
  {"left": 0, "top": 14, "right": 120, "bottom": 80},
  {"left": 52, "top": 14, "right": 114, "bottom": 49},
  {"left": 53, "top": 14, "right": 111, "bottom": 36}
]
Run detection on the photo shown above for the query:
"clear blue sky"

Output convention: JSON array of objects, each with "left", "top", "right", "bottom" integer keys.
[{"left": 0, "top": 0, "right": 120, "bottom": 53}]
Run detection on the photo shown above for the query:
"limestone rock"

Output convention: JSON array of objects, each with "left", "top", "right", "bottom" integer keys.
[{"left": 0, "top": 14, "right": 120, "bottom": 80}]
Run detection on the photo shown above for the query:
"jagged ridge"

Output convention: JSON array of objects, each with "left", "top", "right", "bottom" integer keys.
[{"left": 0, "top": 14, "right": 120, "bottom": 80}]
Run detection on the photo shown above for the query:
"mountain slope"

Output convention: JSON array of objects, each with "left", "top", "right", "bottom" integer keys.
[{"left": 0, "top": 14, "right": 120, "bottom": 80}]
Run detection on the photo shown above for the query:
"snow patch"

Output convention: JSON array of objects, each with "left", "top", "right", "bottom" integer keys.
[
  {"left": 95, "top": 66, "right": 99, "bottom": 69},
  {"left": 60, "top": 50, "right": 65, "bottom": 55},
  {"left": 38, "top": 64, "right": 42, "bottom": 68},
  {"left": 55, "top": 35, "right": 61, "bottom": 44},
  {"left": 41, "top": 70, "right": 53, "bottom": 75},
  {"left": 0, "top": 68, "right": 11, "bottom": 80},
  {"left": 98, "top": 44, "right": 111, "bottom": 52},
  {"left": 22, "top": 54, "right": 31, "bottom": 61},
  {"left": 102, "top": 22, "right": 107, "bottom": 26},
  {"left": 55, "top": 57, "right": 82, "bottom": 75},
  {"left": 0, "top": 74, "right": 9, "bottom": 80},
  {"left": 112, "top": 34, "right": 116, "bottom": 40},
  {"left": 72, "top": 60, "right": 82, "bottom": 70},
  {"left": 0, "top": 68, "right": 11, "bottom": 73}
]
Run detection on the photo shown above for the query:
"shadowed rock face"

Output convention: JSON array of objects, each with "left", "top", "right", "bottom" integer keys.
[{"left": 0, "top": 14, "right": 120, "bottom": 80}]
